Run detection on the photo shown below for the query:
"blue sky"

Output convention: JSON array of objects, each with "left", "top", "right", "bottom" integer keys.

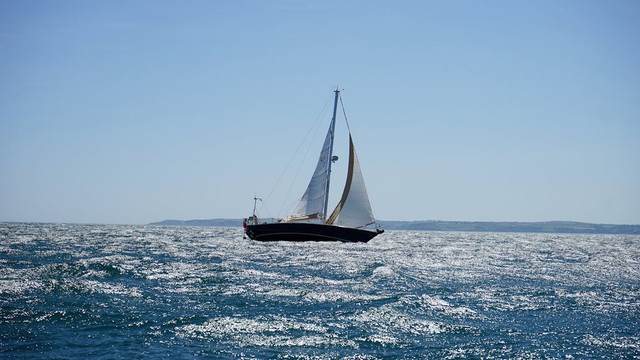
[{"left": 1, "top": 0, "right": 639, "bottom": 225}]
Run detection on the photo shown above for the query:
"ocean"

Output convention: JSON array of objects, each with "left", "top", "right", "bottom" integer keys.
[{"left": 1, "top": 223, "right": 638, "bottom": 359}]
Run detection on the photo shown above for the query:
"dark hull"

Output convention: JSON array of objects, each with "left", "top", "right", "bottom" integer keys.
[{"left": 245, "top": 222, "right": 383, "bottom": 243}]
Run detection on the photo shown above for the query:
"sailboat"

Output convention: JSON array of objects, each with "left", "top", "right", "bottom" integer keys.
[{"left": 243, "top": 89, "right": 384, "bottom": 242}]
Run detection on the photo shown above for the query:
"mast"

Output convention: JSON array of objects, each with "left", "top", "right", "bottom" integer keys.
[{"left": 323, "top": 88, "right": 340, "bottom": 221}]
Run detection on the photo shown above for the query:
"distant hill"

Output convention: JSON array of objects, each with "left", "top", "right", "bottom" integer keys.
[
  {"left": 149, "top": 219, "right": 640, "bottom": 234},
  {"left": 149, "top": 219, "right": 241, "bottom": 227},
  {"left": 377, "top": 220, "right": 640, "bottom": 234}
]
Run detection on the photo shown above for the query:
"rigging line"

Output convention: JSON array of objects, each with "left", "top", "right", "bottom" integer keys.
[
  {"left": 278, "top": 112, "right": 325, "bottom": 217},
  {"left": 339, "top": 92, "right": 352, "bottom": 134},
  {"left": 261, "top": 96, "right": 331, "bottom": 207},
  {"left": 258, "top": 199, "right": 276, "bottom": 220},
  {"left": 280, "top": 197, "right": 303, "bottom": 218},
  {"left": 264, "top": 94, "right": 333, "bottom": 218}
]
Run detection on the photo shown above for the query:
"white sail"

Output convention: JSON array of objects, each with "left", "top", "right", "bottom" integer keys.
[
  {"left": 289, "top": 124, "right": 333, "bottom": 220},
  {"left": 326, "top": 135, "right": 376, "bottom": 228}
]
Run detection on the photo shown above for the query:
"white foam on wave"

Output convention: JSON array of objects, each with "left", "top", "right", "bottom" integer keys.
[
  {"left": 358, "top": 334, "right": 400, "bottom": 346},
  {"left": 143, "top": 261, "right": 202, "bottom": 281},
  {"left": 0, "top": 279, "right": 44, "bottom": 295},
  {"left": 81, "top": 279, "right": 143, "bottom": 297},
  {"left": 555, "top": 288, "right": 640, "bottom": 313},
  {"left": 266, "top": 288, "right": 302, "bottom": 297},
  {"left": 303, "top": 290, "right": 384, "bottom": 303},
  {"left": 468, "top": 286, "right": 551, "bottom": 312},
  {"left": 371, "top": 265, "right": 395, "bottom": 278},
  {"left": 240, "top": 274, "right": 387, "bottom": 304},
  {"left": 415, "top": 294, "right": 478, "bottom": 317},
  {"left": 582, "top": 334, "right": 640, "bottom": 351},
  {"left": 240, "top": 268, "right": 289, "bottom": 280},
  {"left": 77, "top": 255, "right": 142, "bottom": 276},
  {"left": 175, "top": 315, "right": 359, "bottom": 348},
  {"left": 350, "top": 304, "right": 459, "bottom": 346}
]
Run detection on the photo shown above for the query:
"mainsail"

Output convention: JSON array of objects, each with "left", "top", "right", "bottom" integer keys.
[
  {"left": 326, "top": 135, "right": 376, "bottom": 228},
  {"left": 290, "top": 119, "right": 334, "bottom": 220}
]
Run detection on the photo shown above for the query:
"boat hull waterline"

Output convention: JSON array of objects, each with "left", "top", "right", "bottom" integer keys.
[{"left": 245, "top": 222, "right": 383, "bottom": 243}]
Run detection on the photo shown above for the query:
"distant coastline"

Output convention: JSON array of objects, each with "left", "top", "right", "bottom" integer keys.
[{"left": 149, "top": 219, "right": 640, "bottom": 235}]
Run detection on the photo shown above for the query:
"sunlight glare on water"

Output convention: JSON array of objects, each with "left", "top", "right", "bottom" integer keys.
[{"left": 1, "top": 223, "right": 638, "bottom": 359}]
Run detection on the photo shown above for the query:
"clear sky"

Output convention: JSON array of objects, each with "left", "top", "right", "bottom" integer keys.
[{"left": 1, "top": 0, "right": 639, "bottom": 225}]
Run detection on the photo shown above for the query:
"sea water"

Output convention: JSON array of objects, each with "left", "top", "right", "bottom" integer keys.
[{"left": 1, "top": 223, "right": 638, "bottom": 359}]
